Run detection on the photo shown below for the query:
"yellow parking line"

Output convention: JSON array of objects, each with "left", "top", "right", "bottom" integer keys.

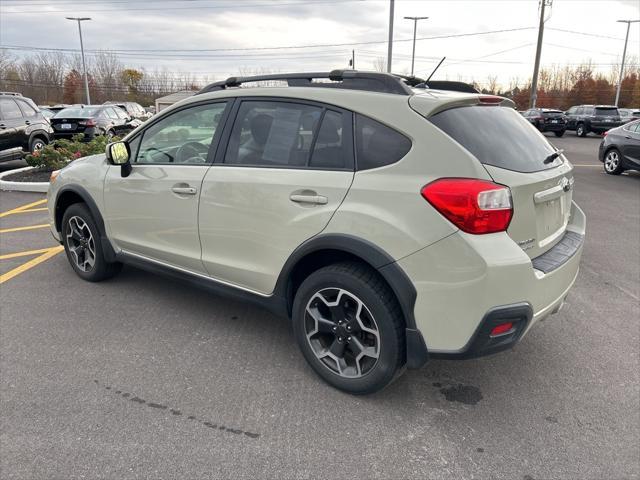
[
  {"left": 0, "top": 248, "right": 57, "bottom": 260},
  {"left": 0, "top": 199, "right": 47, "bottom": 218},
  {"left": 0, "top": 246, "right": 64, "bottom": 284},
  {"left": 0, "top": 224, "right": 50, "bottom": 234}
]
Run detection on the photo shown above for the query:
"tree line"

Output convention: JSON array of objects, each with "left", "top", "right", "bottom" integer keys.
[{"left": 1, "top": 48, "right": 639, "bottom": 110}]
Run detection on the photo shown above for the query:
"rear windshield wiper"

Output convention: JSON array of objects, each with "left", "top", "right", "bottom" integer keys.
[{"left": 544, "top": 149, "right": 564, "bottom": 164}]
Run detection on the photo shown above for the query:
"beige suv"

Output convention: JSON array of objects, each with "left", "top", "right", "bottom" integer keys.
[{"left": 48, "top": 71, "right": 586, "bottom": 394}]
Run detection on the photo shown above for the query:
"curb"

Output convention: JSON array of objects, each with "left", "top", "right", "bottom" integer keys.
[{"left": 0, "top": 166, "right": 49, "bottom": 193}]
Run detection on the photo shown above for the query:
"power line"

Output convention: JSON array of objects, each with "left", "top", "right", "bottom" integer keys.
[
  {"left": 0, "top": 26, "right": 536, "bottom": 54},
  {"left": 0, "top": 0, "right": 368, "bottom": 14}
]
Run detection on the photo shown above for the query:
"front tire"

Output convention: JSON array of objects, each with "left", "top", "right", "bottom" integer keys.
[
  {"left": 603, "top": 148, "right": 624, "bottom": 175},
  {"left": 576, "top": 123, "right": 587, "bottom": 137},
  {"left": 29, "top": 136, "right": 47, "bottom": 153},
  {"left": 292, "top": 262, "right": 405, "bottom": 395},
  {"left": 554, "top": 130, "right": 565, "bottom": 137},
  {"left": 61, "top": 203, "right": 122, "bottom": 282}
]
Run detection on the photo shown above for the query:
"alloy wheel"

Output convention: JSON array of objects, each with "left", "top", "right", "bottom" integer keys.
[
  {"left": 66, "top": 216, "right": 96, "bottom": 272},
  {"left": 304, "top": 288, "right": 380, "bottom": 378},
  {"left": 32, "top": 140, "right": 45, "bottom": 152},
  {"left": 604, "top": 151, "right": 620, "bottom": 173}
]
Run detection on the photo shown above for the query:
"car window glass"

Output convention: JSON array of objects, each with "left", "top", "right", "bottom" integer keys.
[
  {"left": 567, "top": 107, "right": 576, "bottom": 114},
  {"left": 355, "top": 114, "right": 412, "bottom": 170},
  {"left": 309, "top": 110, "right": 349, "bottom": 169},
  {"left": 224, "top": 101, "right": 323, "bottom": 167},
  {"left": 107, "top": 108, "right": 119, "bottom": 120},
  {"left": 0, "top": 98, "right": 23, "bottom": 119},
  {"left": 16, "top": 99, "right": 37, "bottom": 117},
  {"left": 576, "top": 107, "right": 584, "bottom": 115},
  {"left": 135, "top": 102, "right": 227, "bottom": 165}
]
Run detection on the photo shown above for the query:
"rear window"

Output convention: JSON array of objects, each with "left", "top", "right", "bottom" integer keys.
[
  {"left": 429, "top": 105, "right": 558, "bottom": 173},
  {"left": 542, "top": 110, "right": 563, "bottom": 116},
  {"left": 595, "top": 107, "right": 618, "bottom": 116},
  {"left": 54, "top": 108, "right": 100, "bottom": 118}
]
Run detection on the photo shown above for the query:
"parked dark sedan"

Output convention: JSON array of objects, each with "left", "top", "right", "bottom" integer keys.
[
  {"left": 598, "top": 120, "right": 640, "bottom": 175},
  {"left": 50, "top": 105, "right": 138, "bottom": 140},
  {"left": 522, "top": 108, "right": 567, "bottom": 136}
]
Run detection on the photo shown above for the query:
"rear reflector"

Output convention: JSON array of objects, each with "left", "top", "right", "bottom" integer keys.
[
  {"left": 490, "top": 322, "right": 514, "bottom": 337},
  {"left": 421, "top": 178, "right": 513, "bottom": 234}
]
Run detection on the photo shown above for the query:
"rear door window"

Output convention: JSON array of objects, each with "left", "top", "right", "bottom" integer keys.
[
  {"left": 16, "top": 99, "right": 37, "bottom": 117},
  {"left": 224, "top": 100, "right": 352, "bottom": 169},
  {"left": 429, "top": 105, "right": 558, "bottom": 173},
  {"left": 355, "top": 114, "right": 411, "bottom": 170}
]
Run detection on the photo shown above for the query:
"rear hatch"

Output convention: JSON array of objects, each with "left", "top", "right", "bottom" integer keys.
[
  {"left": 424, "top": 102, "right": 574, "bottom": 259},
  {"left": 592, "top": 106, "right": 621, "bottom": 127},
  {"left": 51, "top": 107, "right": 99, "bottom": 134},
  {"left": 542, "top": 110, "right": 566, "bottom": 126}
]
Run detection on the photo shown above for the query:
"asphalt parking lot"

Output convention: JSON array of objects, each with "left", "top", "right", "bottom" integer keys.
[{"left": 1, "top": 134, "right": 638, "bottom": 479}]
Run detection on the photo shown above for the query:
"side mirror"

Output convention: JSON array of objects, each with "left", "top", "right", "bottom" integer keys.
[{"left": 106, "top": 141, "right": 132, "bottom": 177}]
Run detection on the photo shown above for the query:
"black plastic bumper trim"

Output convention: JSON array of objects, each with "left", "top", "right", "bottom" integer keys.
[
  {"left": 430, "top": 302, "right": 533, "bottom": 360},
  {"left": 531, "top": 231, "right": 584, "bottom": 274}
]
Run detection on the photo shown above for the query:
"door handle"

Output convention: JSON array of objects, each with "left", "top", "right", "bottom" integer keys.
[
  {"left": 0, "top": 124, "right": 6, "bottom": 129},
  {"left": 171, "top": 186, "right": 197, "bottom": 195},
  {"left": 289, "top": 193, "right": 328, "bottom": 205},
  {"left": 25, "top": 120, "right": 31, "bottom": 125}
]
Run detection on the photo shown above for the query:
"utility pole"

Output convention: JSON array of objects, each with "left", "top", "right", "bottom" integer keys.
[
  {"left": 404, "top": 16, "right": 428, "bottom": 77},
  {"left": 387, "top": 0, "right": 394, "bottom": 73},
  {"left": 530, "top": 0, "right": 550, "bottom": 108},
  {"left": 66, "top": 17, "right": 92, "bottom": 105},
  {"left": 352, "top": 49, "right": 355, "bottom": 70},
  {"left": 614, "top": 19, "right": 639, "bottom": 106}
]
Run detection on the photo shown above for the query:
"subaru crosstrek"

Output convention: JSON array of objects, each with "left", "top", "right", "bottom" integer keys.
[{"left": 48, "top": 71, "right": 586, "bottom": 394}]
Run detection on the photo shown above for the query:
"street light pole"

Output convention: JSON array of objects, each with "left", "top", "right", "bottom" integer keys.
[
  {"left": 404, "top": 16, "right": 428, "bottom": 77},
  {"left": 614, "top": 19, "right": 639, "bottom": 106},
  {"left": 386, "top": 0, "right": 394, "bottom": 73},
  {"left": 66, "top": 17, "right": 92, "bottom": 105}
]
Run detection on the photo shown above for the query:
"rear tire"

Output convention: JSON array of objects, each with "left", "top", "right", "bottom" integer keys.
[
  {"left": 576, "top": 123, "right": 587, "bottom": 137},
  {"left": 61, "top": 203, "right": 122, "bottom": 282},
  {"left": 554, "top": 130, "right": 565, "bottom": 137},
  {"left": 292, "top": 261, "right": 405, "bottom": 395},
  {"left": 603, "top": 148, "right": 624, "bottom": 175}
]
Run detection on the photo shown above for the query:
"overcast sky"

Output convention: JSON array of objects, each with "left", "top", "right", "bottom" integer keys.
[{"left": 1, "top": 0, "right": 639, "bottom": 87}]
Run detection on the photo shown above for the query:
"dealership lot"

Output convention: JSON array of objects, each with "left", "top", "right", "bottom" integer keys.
[{"left": 0, "top": 135, "right": 638, "bottom": 479}]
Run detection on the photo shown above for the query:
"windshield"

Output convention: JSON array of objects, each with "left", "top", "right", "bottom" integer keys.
[
  {"left": 54, "top": 107, "right": 100, "bottom": 118},
  {"left": 595, "top": 107, "right": 618, "bottom": 116},
  {"left": 429, "top": 105, "right": 558, "bottom": 173}
]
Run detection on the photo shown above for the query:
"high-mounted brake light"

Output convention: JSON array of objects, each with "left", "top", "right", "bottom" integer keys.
[
  {"left": 421, "top": 178, "right": 513, "bottom": 234},
  {"left": 478, "top": 96, "right": 503, "bottom": 104}
]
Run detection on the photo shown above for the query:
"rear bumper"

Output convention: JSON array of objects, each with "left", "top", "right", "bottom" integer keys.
[
  {"left": 397, "top": 200, "right": 586, "bottom": 355},
  {"left": 53, "top": 128, "right": 97, "bottom": 140},
  {"left": 541, "top": 123, "right": 566, "bottom": 132},
  {"left": 590, "top": 122, "right": 623, "bottom": 132}
]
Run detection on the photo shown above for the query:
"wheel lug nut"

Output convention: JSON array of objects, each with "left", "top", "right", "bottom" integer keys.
[
  {"left": 338, "top": 337, "right": 343, "bottom": 342},
  {"left": 347, "top": 336, "right": 351, "bottom": 341},
  {"left": 346, "top": 326, "right": 351, "bottom": 331},
  {"left": 332, "top": 326, "right": 337, "bottom": 331}
]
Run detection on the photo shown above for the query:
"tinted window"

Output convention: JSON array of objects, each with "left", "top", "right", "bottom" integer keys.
[
  {"left": 309, "top": 110, "right": 349, "bottom": 169},
  {"left": 135, "top": 102, "right": 227, "bottom": 164},
  {"left": 429, "top": 105, "right": 558, "bottom": 173},
  {"left": 595, "top": 107, "right": 618, "bottom": 117},
  {"left": 225, "top": 101, "right": 324, "bottom": 167},
  {"left": 355, "top": 114, "right": 411, "bottom": 170},
  {"left": 566, "top": 107, "right": 577, "bottom": 114},
  {"left": 0, "top": 98, "right": 23, "bottom": 119},
  {"left": 16, "top": 99, "right": 37, "bottom": 116},
  {"left": 542, "top": 110, "right": 563, "bottom": 116}
]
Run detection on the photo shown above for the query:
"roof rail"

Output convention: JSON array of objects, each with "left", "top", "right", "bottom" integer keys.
[
  {"left": 0, "top": 91, "right": 22, "bottom": 97},
  {"left": 197, "top": 70, "right": 414, "bottom": 96}
]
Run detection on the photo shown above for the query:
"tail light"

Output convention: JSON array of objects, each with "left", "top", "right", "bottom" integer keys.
[
  {"left": 603, "top": 130, "right": 609, "bottom": 137},
  {"left": 79, "top": 119, "right": 97, "bottom": 127},
  {"left": 421, "top": 178, "right": 513, "bottom": 234}
]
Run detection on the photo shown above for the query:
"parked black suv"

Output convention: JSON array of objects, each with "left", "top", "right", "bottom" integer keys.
[
  {"left": 51, "top": 105, "right": 139, "bottom": 140},
  {"left": 0, "top": 92, "right": 52, "bottom": 162},
  {"left": 565, "top": 105, "right": 623, "bottom": 137},
  {"left": 522, "top": 108, "right": 567, "bottom": 136}
]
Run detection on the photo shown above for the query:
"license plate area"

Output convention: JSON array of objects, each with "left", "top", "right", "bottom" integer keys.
[
  {"left": 535, "top": 191, "right": 571, "bottom": 248},
  {"left": 60, "top": 123, "right": 72, "bottom": 129}
]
